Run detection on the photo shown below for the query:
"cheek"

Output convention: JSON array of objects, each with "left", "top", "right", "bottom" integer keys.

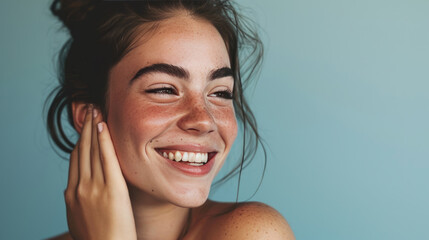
[
  {"left": 129, "top": 106, "right": 174, "bottom": 139},
  {"left": 108, "top": 96, "right": 175, "bottom": 147},
  {"left": 213, "top": 107, "right": 238, "bottom": 146}
]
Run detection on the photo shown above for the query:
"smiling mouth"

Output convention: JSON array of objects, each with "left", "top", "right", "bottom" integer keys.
[{"left": 156, "top": 149, "right": 217, "bottom": 166}]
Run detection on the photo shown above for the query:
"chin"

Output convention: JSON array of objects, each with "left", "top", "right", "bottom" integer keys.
[
  {"left": 173, "top": 191, "right": 209, "bottom": 208},
  {"left": 163, "top": 181, "right": 212, "bottom": 208},
  {"left": 125, "top": 170, "right": 213, "bottom": 208}
]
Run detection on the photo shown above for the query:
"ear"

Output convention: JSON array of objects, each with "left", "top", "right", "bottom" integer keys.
[{"left": 72, "top": 102, "right": 89, "bottom": 134}]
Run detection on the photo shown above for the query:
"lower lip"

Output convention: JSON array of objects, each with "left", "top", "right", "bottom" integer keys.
[{"left": 163, "top": 154, "right": 216, "bottom": 176}]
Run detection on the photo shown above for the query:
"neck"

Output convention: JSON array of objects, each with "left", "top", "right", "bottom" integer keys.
[{"left": 128, "top": 184, "right": 191, "bottom": 240}]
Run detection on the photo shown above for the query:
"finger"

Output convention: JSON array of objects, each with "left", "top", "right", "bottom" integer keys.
[
  {"left": 66, "top": 145, "right": 79, "bottom": 190},
  {"left": 90, "top": 108, "right": 104, "bottom": 183},
  {"left": 78, "top": 104, "right": 93, "bottom": 180},
  {"left": 96, "top": 122, "right": 126, "bottom": 186}
]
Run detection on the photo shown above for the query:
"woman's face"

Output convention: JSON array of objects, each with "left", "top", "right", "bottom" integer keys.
[{"left": 107, "top": 15, "right": 238, "bottom": 207}]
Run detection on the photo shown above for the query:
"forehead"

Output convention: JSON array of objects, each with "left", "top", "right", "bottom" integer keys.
[
  {"left": 155, "top": 14, "right": 220, "bottom": 40},
  {"left": 110, "top": 14, "right": 230, "bottom": 82}
]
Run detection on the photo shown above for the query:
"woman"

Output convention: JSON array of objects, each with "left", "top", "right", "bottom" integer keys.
[{"left": 47, "top": 0, "right": 294, "bottom": 239}]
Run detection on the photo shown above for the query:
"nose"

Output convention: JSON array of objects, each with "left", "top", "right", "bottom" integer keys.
[{"left": 177, "top": 101, "right": 216, "bottom": 135}]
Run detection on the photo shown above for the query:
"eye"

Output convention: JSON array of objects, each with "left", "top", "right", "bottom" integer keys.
[
  {"left": 209, "top": 90, "right": 233, "bottom": 100},
  {"left": 145, "top": 87, "right": 178, "bottom": 95}
]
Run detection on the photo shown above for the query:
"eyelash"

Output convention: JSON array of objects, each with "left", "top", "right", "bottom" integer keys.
[
  {"left": 145, "top": 87, "right": 233, "bottom": 100},
  {"left": 145, "top": 87, "right": 177, "bottom": 95},
  {"left": 210, "top": 90, "right": 233, "bottom": 100}
]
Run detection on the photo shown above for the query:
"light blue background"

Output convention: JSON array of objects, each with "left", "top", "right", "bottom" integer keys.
[{"left": 1, "top": 0, "right": 428, "bottom": 239}]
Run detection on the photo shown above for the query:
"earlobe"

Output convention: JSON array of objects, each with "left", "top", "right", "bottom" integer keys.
[{"left": 72, "top": 102, "right": 89, "bottom": 134}]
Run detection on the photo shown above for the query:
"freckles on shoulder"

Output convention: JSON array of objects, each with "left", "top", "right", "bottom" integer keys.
[{"left": 204, "top": 202, "right": 295, "bottom": 240}]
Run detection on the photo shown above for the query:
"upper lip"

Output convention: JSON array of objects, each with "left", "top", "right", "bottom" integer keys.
[{"left": 155, "top": 144, "right": 218, "bottom": 153}]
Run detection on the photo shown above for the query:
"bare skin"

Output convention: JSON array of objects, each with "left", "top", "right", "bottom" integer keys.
[
  {"left": 49, "top": 107, "right": 294, "bottom": 240},
  {"left": 48, "top": 14, "right": 295, "bottom": 240},
  {"left": 51, "top": 200, "right": 294, "bottom": 240}
]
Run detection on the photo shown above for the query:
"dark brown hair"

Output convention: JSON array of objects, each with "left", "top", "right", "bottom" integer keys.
[{"left": 46, "top": 0, "right": 266, "bottom": 194}]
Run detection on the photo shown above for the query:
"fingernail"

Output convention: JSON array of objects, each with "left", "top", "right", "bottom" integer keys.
[
  {"left": 93, "top": 108, "right": 98, "bottom": 118},
  {"left": 97, "top": 122, "right": 103, "bottom": 133}
]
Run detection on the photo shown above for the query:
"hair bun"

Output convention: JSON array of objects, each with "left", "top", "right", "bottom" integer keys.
[{"left": 50, "top": 0, "right": 99, "bottom": 37}]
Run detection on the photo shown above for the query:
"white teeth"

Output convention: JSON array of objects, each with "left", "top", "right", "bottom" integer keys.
[
  {"left": 188, "top": 152, "right": 195, "bottom": 162},
  {"left": 174, "top": 151, "right": 182, "bottom": 161},
  {"left": 195, "top": 153, "right": 202, "bottom": 163},
  {"left": 189, "top": 163, "right": 204, "bottom": 166},
  {"left": 162, "top": 151, "right": 210, "bottom": 164},
  {"left": 182, "top": 152, "right": 189, "bottom": 161}
]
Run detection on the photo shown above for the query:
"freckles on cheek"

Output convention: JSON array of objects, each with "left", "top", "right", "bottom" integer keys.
[
  {"left": 123, "top": 102, "right": 176, "bottom": 139},
  {"left": 214, "top": 107, "right": 238, "bottom": 142}
]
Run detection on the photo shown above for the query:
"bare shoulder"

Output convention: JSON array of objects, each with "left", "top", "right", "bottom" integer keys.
[
  {"left": 196, "top": 201, "right": 295, "bottom": 240},
  {"left": 46, "top": 232, "right": 72, "bottom": 240}
]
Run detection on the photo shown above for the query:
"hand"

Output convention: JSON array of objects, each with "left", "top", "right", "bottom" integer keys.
[{"left": 64, "top": 105, "right": 137, "bottom": 240}]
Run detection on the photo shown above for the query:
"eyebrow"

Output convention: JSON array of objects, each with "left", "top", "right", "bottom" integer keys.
[
  {"left": 129, "top": 63, "right": 233, "bottom": 85},
  {"left": 209, "top": 67, "right": 234, "bottom": 80}
]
